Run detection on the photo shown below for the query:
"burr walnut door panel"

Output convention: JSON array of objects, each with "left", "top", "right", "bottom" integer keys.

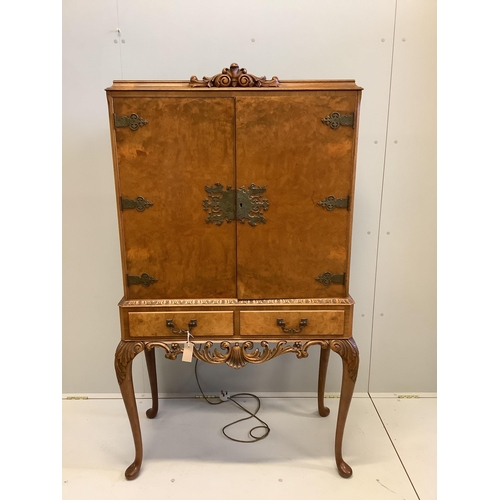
[
  {"left": 235, "top": 94, "right": 358, "bottom": 299},
  {"left": 112, "top": 97, "right": 236, "bottom": 299}
]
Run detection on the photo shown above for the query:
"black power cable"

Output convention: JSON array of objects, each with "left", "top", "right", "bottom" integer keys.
[{"left": 194, "top": 358, "right": 270, "bottom": 443}]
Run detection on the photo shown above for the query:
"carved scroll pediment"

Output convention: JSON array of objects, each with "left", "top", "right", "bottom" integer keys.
[{"left": 190, "top": 63, "right": 280, "bottom": 88}]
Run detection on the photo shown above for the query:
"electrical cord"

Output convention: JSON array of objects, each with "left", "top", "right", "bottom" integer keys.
[{"left": 194, "top": 358, "right": 270, "bottom": 443}]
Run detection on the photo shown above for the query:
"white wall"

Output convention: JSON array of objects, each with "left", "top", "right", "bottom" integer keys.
[{"left": 62, "top": 0, "right": 436, "bottom": 395}]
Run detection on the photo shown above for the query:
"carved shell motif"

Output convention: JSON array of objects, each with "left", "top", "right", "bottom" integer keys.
[{"left": 190, "top": 63, "right": 280, "bottom": 88}]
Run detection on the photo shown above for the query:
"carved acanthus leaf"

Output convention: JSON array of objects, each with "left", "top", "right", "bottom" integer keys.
[
  {"left": 330, "top": 338, "right": 359, "bottom": 383},
  {"left": 115, "top": 341, "right": 145, "bottom": 385},
  {"left": 157, "top": 340, "right": 330, "bottom": 369}
]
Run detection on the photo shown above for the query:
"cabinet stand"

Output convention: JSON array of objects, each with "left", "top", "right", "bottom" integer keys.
[{"left": 115, "top": 337, "right": 359, "bottom": 480}]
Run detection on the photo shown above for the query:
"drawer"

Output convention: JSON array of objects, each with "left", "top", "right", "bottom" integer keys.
[
  {"left": 240, "top": 310, "right": 345, "bottom": 336},
  {"left": 128, "top": 311, "right": 233, "bottom": 338}
]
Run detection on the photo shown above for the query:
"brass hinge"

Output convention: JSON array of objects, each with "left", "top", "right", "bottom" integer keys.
[
  {"left": 114, "top": 113, "right": 148, "bottom": 131},
  {"left": 315, "top": 272, "right": 345, "bottom": 286},
  {"left": 318, "top": 195, "right": 349, "bottom": 211},
  {"left": 121, "top": 196, "right": 153, "bottom": 212},
  {"left": 321, "top": 111, "right": 355, "bottom": 130},
  {"left": 127, "top": 273, "right": 158, "bottom": 287}
]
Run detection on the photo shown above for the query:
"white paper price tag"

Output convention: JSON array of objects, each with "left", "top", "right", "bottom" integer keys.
[{"left": 182, "top": 342, "right": 194, "bottom": 363}]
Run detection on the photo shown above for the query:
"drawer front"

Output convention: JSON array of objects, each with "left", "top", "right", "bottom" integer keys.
[
  {"left": 128, "top": 311, "right": 233, "bottom": 338},
  {"left": 240, "top": 310, "right": 345, "bottom": 336}
]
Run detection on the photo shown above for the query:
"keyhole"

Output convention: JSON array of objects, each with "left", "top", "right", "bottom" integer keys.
[{"left": 239, "top": 203, "right": 243, "bottom": 208}]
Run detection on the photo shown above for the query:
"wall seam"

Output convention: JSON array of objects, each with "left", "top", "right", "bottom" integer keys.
[
  {"left": 116, "top": 0, "right": 124, "bottom": 79},
  {"left": 367, "top": 0, "right": 398, "bottom": 393}
]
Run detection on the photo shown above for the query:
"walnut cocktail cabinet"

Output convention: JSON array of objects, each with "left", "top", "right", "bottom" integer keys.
[{"left": 106, "top": 64, "right": 362, "bottom": 480}]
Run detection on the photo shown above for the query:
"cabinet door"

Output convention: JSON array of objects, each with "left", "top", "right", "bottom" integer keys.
[
  {"left": 112, "top": 97, "right": 236, "bottom": 299},
  {"left": 235, "top": 93, "right": 358, "bottom": 299}
]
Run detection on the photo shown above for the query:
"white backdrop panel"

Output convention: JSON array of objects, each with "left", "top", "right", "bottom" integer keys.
[{"left": 369, "top": 0, "right": 437, "bottom": 392}]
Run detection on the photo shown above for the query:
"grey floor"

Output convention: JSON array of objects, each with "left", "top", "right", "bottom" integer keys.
[{"left": 62, "top": 394, "right": 436, "bottom": 500}]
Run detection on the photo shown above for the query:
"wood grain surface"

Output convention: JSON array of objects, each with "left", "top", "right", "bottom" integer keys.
[
  {"left": 235, "top": 93, "right": 358, "bottom": 298},
  {"left": 112, "top": 97, "right": 236, "bottom": 300},
  {"left": 240, "top": 310, "right": 345, "bottom": 336},
  {"left": 128, "top": 311, "right": 234, "bottom": 338}
]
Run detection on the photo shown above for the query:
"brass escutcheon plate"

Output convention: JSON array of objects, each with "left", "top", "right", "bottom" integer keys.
[{"left": 203, "top": 183, "right": 269, "bottom": 226}]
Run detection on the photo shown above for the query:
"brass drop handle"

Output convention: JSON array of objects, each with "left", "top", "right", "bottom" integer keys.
[
  {"left": 276, "top": 318, "right": 308, "bottom": 333},
  {"left": 166, "top": 319, "right": 197, "bottom": 335}
]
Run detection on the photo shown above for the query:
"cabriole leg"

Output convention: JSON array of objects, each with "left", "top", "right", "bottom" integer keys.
[
  {"left": 115, "top": 341, "right": 145, "bottom": 480},
  {"left": 318, "top": 345, "right": 331, "bottom": 417},
  {"left": 331, "top": 337, "right": 359, "bottom": 478},
  {"left": 144, "top": 347, "right": 159, "bottom": 418}
]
